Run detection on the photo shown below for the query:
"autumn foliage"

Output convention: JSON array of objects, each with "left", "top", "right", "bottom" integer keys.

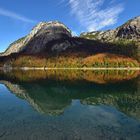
[{"left": 6, "top": 53, "right": 139, "bottom": 68}]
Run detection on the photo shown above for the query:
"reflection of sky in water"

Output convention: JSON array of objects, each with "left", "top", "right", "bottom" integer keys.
[{"left": 0, "top": 83, "right": 140, "bottom": 140}]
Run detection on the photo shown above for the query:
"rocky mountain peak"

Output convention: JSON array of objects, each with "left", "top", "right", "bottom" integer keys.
[
  {"left": 116, "top": 16, "right": 140, "bottom": 39},
  {"left": 29, "top": 21, "right": 71, "bottom": 37}
]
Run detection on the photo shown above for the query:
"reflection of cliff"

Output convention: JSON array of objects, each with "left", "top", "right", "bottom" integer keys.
[
  {"left": 81, "top": 93, "right": 140, "bottom": 120},
  {"left": 0, "top": 80, "right": 25, "bottom": 96},
  {"left": 0, "top": 80, "right": 71, "bottom": 116},
  {"left": 22, "top": 84, "right": 71, "bottom": 116},
  {"left": 1, "top": 73, "right": 140, "bottom": 120},
  {"left": 0, "top": 70, "right": 139, "bottom": 84}
]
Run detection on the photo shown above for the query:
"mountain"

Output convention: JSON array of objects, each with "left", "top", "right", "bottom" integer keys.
[
  {"left": 81, "top": 16, "right": 140, "bottom": 42},
  {"left": 80, "top": 16, "right": 140, "bottom": 59},
  {"left": 0, "top": 21, "right": 72, "bottom": 56},
  {"left": 0, "top": 16, "right": 140, "bottom": 68}
]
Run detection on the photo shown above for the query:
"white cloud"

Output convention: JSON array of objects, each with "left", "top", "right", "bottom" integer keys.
[
  {"left": 72, "top": 31, "right": 78, "bottom": 36},
  {"left": 0, "top": 8, "right": 36, "bottom": 23},
  {"left": 68, "top": 0, "right": 124, "bottom": 31}
]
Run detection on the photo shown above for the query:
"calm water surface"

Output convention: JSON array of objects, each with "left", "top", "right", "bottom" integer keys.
[{"left": 0, "top": 70, "right": 140, "bottom": 140}]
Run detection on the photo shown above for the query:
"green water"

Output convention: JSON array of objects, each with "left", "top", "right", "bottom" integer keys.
[{"left": 0, "top": 70, "right": 140, "bottom": 140}]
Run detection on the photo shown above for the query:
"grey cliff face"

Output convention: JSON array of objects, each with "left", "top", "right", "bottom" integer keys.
[
  {"left": 0, "top": 21, "right": 72, "bottom": 56},
  {"left": 116, "top": 16, "right": 140, "bottom": 39}
]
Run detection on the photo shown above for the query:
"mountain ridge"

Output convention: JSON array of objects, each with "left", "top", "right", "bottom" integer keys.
[
  {"left": 0, "top": 16, "right": 140, "bottom": 57},
  {"left": 80, "top": 16, "right": 140, "bottom": 42},
  {"left": 0, "top": 16, "right": 140, "bottom": 68}
]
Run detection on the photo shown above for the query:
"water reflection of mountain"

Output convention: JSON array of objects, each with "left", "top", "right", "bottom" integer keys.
[{"left": 0, "top": 70, "right": 140, "bottom": 119}]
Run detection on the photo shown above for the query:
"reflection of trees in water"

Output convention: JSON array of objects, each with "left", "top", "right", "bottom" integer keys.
[
  {"left": 1, "top": 75, "right": 140, "bottom": 120},
  {"left": 0, "top": 69, "right": 139, "bottom": 83}
]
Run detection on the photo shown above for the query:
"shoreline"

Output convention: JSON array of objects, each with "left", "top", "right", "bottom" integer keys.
[{"left": 0, "top": 67, "right": 140, "bottom": 71}]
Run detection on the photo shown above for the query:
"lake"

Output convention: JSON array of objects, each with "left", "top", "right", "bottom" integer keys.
[{"left": 0, "top": 70, "right": 140, "bottom": 140}]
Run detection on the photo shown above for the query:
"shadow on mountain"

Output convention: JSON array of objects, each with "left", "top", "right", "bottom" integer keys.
[
  {"left": 25, "top": 37, "right": 138, "bottom": 57},
  {"left": 0, "top": 37, "right": 138, "bottom": 63}
]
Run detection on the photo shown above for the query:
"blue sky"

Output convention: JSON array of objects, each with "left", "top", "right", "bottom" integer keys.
[{"left": 0, "top": 0, "right": 139, "bottom": 52}]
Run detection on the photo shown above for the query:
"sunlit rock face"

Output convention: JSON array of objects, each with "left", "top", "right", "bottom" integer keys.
[{"left": 0, "top": 21, "right": 72, "bottom": 56}]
